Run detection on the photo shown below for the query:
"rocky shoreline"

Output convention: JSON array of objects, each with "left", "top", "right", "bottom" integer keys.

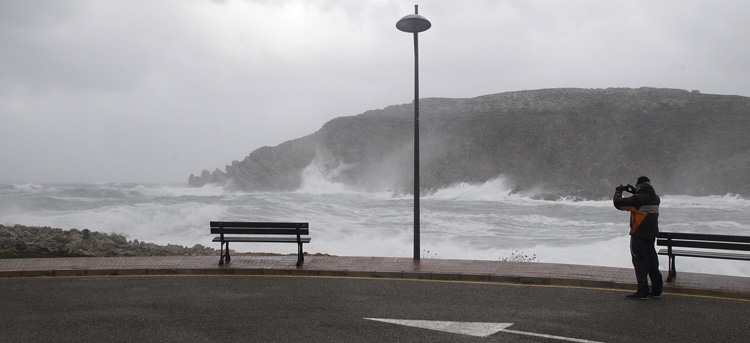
[{"left": 0, "top": 224, "right": 218, "bottom": 258}]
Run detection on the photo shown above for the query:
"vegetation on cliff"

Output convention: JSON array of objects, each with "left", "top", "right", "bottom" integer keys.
[{"left": 190, "top": 88, "right": 750, "bottom": 199}]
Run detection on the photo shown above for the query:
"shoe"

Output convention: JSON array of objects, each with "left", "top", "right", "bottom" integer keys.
[
  {"left": 625, "top": 292, "right": 649, "bottom": 300},
  {"left": 650, "top": 293, "right": 662, "bottom": 299}
]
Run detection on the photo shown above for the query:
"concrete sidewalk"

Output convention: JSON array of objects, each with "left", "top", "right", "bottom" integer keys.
[{"left": 1, "top": 255, "right": 748, "bottom": 300}]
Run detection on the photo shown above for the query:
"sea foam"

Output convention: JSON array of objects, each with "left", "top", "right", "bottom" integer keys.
[{"left": 1, "top": 182, "right": 749, "bottom": 277}]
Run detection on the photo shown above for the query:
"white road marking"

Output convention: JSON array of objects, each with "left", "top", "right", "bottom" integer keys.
[
  {"left": 365, "top": 318, "right": 513, "bottom": 337},
  {"left": 364, "top": 318, "right": 605, "bottom": 342}
]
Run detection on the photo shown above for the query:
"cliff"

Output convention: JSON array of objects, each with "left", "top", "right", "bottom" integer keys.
[{"left": 189, "top": 88, "right": 750, "bottom": 199}]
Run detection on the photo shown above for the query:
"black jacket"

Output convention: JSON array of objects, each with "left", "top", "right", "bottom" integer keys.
[{"left": 613, "top": 182, "right": 660, "bottom": 239}]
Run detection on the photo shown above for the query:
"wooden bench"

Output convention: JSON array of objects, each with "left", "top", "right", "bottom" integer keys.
[
  {"left": 210, "top": 221, "right": 311, "bottom": 267},
  {"left": 657, "top": 232, "right": 750, "bottom": 282}
]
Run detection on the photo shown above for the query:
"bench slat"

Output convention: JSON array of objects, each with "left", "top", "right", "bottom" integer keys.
[
  {"left": 212, "top": 237, "right": 312, "bottom": 243},
  {"left": 656, "top": 239, "right": 750, "bottom": 251},
  {"left": 211, "top": 227, "right": 310, "bottom": 235},
  {"left": 657, "top": 232, "right": 750, "bottom": 243},
  {"left": 658, "top": 249, "right": 750, "bottom": 261},
  {"left": 210, "top": 221, "right": 308, "bottom": 229}
]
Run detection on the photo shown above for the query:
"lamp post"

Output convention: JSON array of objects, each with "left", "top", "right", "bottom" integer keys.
[{"left": 396, "top": 5, "right": 431, "bottom": 261}]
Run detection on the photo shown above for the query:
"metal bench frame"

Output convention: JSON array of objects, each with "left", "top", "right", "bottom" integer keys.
[
  {"left": 657, "top": 232, "right": 750, "bottom": 282},
  {"left": 210, "top": 221, "right": 311, "bottom": 267}
]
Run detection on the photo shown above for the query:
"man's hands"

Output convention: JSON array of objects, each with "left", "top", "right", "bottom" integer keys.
[{"left": 616, "top": 184, "right": 636, "bottom": 193}]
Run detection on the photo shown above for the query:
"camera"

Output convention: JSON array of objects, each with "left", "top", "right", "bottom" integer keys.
[{"left": 617, "top": 184, "right": 636, "bottom": 193}]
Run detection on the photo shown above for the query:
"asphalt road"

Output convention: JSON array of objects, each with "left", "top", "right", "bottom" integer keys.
[{"left": 1, "top": 275, "right": 748, "bottom": 342}]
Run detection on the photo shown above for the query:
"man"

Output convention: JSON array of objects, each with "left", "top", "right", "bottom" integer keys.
[{"left": 613, "top": 176, "right": 663, "bottom": 300}]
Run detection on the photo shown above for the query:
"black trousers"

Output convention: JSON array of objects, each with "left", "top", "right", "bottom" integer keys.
[{"left": 630, "top": 236, "right": 663, "bottom": 295}]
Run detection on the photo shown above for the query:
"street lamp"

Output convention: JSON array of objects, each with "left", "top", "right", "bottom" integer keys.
[{"left": 396, "top": 5, "right": 431, "bottom": 261}]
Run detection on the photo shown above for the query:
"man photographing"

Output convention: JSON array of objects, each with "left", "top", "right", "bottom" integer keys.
[{"left": 613, "top": 176, "right": 664, "bottom": 299}]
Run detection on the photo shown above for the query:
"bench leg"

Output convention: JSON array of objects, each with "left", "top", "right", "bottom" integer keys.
[
  {"left": 219, "top": 241, "right": 225, "bottom": 266},
  {"left": 296, "top": 242, "right": 304, "bottom": 267},
  {"left": 667, "top": 255, "right": 676, "bottom": 282},
  {"left": 219, "top": 241, "right": 231, "bottom": 266}
]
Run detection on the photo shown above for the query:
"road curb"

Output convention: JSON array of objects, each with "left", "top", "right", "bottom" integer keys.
[{"left": 1, "top": 256, "right": 748, "bottom": 301}]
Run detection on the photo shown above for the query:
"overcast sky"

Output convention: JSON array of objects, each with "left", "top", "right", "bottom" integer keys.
[{"left": 2, "top": 0, "right": 749, "bottom": 184}]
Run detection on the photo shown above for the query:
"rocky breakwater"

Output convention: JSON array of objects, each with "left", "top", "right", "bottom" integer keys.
[{"left": 0, "top": 224, "right": 217, "bottom": 258}]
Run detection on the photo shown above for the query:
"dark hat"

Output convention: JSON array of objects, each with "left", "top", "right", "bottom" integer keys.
[{"left": 636, "top": 176, "right": 651, "bottom": 185}]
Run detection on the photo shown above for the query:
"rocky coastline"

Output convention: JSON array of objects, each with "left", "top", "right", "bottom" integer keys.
[{"left": 0, "top": 224, "right": 217, "bottom": 258}]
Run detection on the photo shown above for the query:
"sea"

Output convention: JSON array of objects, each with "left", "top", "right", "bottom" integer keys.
[{"left": 1, "top": 176, "right": 749, "bottom": 277}]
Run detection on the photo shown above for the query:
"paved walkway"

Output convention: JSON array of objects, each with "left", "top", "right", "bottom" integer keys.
[{"left": 1, "top": 255, "right": 748, "bottom": 300}]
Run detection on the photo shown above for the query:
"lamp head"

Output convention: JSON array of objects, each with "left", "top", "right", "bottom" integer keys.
[{"left": 396, "top": 14, "right": 431, "bottom": 33}]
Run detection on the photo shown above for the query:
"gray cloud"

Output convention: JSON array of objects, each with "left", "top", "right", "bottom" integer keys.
[{"left": 1, "top": 0, "right": 749, "bottom": 183}]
